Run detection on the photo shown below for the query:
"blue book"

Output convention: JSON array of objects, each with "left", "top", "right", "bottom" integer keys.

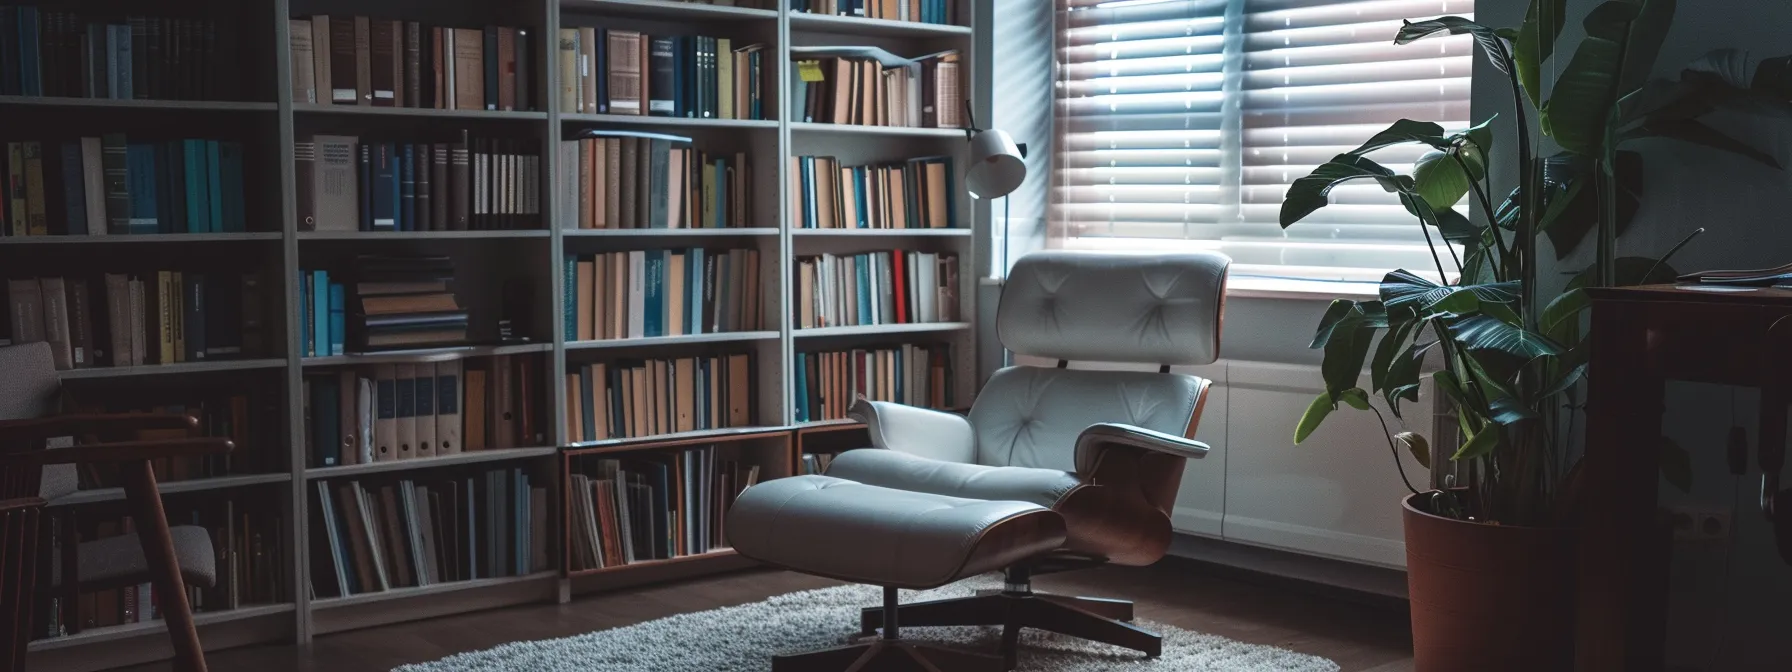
[
  {"left": 328, "top": 283, "right": 345, "bottom": 356},
  {"left": 563, "top": 254, "right": 577, "bottom": 341},
  {"left": 853, "top": 167, "right": 868, "bottom": 228},
  {"left": 594, "top": 28, "right": 608, "bottom": 113},
  {"left": 400, "top": 144, "right": 416, "bottom": 231},
  {"left": 687, "top": 248, "right": 704, "bottom": 334},
  {"left": 371, "top": 144, "right": 395, "bottom": 230},
  {"left": 857, "top": 254, "right": 872, "bottom": 325},
  {"left": 59, "top": 142, "right": 86, "bottom": 230},
  {"left": 389, "top": 143, "right": 402, "bottom": 230},
  {"left": 713, "top": 158, "right": 726, "bottom": 228},
  {"left": 300, "top": 271, "right": 313, "bottom": 356},
  {"left": 749, "top": 51, "right": 762, "bottom": 119},
  {"left": 794, "top": 354, "right": 808, "bottom": 422},
  {"left": 358, "top": 143, "right": 372, "bottom": 231},
  {"left": 111, "top": 24, "right": 131, "bottom": 99},
  {"left": 206, "top": 140, "right": 223, "bottom": 232},
  {"left": 672, "top": 35, "right": 689, "bottom": 118},
  {"left": 800, "top": 156, "right": 815, "bottom": 227},
  {"left": 19, "top": 7, "right": 39, "bottom": 96},
  {"left": 312, "top": 270, "right": 330, "bottom": 357},
  {"left": 126, "top": 144, "right": 158, "bottom": 234},
  {"left": 183, "top": 141, "right": 204, "bottom": 233},
  {"left": 942, "top": 158, "right": 959, "bottom": 229},
  {"left": 221, "top": 142, "right": 245, "bottom": 232},
  {"left": 578, "top": 364, "right": 596, "bottom": 441},
  {"left": 514, "top": 470, "right": 527, "bottom": 573},
  {"left": 644, "top": 251, "right": 664, "bottom": 337},
  {"left": 608, "top": 366, "right": 625, "bottom": 437}
]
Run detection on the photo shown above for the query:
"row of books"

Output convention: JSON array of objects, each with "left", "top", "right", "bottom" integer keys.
[
  {"left": 795, "top": 344, "right": 951, "bottom": 422},
  {"left": 790, "top": 47, "right": 963, "bottom": 128},
  {"left": 564, "top": 354, "right": 756, "bottom": 443},
  {"left": 303, "top": 356, "right": 540, "bottom": 469},
  {"left": 795, "top": 251, "right": 960, "bottom": 329},
  {"left": 297, "top": 133, "right": 541, "bottom": 233},
  {"left": 0, "top": 8, "right": 238, "bottom": 101},
  {"left": 288, "top": 16, "right": 533, "bottom": 111},
  {"left": 36, "top": 497, "right": 284, "bottom": 639},
  {"left": 791, "top": 0, "right": 958, "bottom": 24},
  {"left": 1, "top": 136, "right": 248, "bottom": 237},
  {"left": 568, "top": 449, "right": 759, "bottom": 571},
  {"left": 799, "top": 451, "right": 838, "bottom": 475},
  {"left": 557, "top": 28, "right": 766, "bottom": 121},
  {"left": 67, "top": 393, "right": 278, "bottom": 487},
  {"left": 310, "top": 468, "right": 549, "bottom": 599},
  {"left": 791, "top": 154, "right": 956, "bottom": 230},
  {"left": 4, "top": 273, "right": 265, "bottom": 370},
  {"left": 300, "top": 260, "right": 468, "bottom": 355},
  {"left": 560, "top": 131, "right": 755, "bottom": 230},
  {"left": 566, "top": 249, "right": 763, "bottom": 343}
]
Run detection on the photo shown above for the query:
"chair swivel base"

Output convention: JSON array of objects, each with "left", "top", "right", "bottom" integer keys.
[
  {"left": 859, "top": 571, "right": 1160, "bottom": 670},
  {"left": 777, "top": 586, "right": 1006, "bottom": 672}
]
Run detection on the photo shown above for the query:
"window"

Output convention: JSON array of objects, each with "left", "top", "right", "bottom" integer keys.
[{"left": 1053, "top": 0, "right": 1472, "bottom": 283}]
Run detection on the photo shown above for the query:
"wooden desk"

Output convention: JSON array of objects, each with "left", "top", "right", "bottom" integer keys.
[{"left": 1581, "top": 284, "right": 1792, "bottom": 671}]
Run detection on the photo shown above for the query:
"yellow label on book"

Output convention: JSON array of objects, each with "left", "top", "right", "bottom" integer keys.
[{"left": 797, "top": 61, "right": 826, "bottom": 82}]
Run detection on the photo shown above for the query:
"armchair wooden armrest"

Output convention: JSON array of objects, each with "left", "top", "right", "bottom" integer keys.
[
  {"left": 0, "top": 437, "right": 234, "bottom": 468},
  {"left": 0, "top": 496, "right": 46, "bottom": 513},
  {"left": 1074, "top": 422, "right": 1209, "bottom": 475},
  {"left": 0, "top": 413, "right": 199, "bottom": 445}
]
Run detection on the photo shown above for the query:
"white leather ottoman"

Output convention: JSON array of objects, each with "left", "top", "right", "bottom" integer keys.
[{"left": 727, "top": 474, "right": 1066, "bottom": 671}]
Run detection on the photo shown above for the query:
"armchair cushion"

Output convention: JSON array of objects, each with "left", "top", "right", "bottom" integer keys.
[
  {"left": 969, "top": 366, "right": 1207, "bottom": 471},
  {"left": 825, "top": 448, "right": 1083, "bottom": 509},
  {"left": 65, "top": 525, "right": 216, "bottom": 589},
  {"left": 847, "top": 400, "right": 974, "bottom": 464}
]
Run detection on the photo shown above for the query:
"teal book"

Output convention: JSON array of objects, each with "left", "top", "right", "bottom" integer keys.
[
  {"left": 328, "top": 282, "right": 345, "bottom": 356},
  {"left": 644, "top": 251, "right": 664, "bottom": 337},
  {"left": 794, "top": 354, "right": 808, "bottom": 423},
  {"left": 800, "top": 156, "right": 815, "bottom": 228},
  {"left": 312, "top": 270, "right": 329, "bottom": 357},
  {"left": 563, "top": 254, "right": 577, "bottom": 341},
  {"left": 299, "top": 270, "right": 312, "bottom": 356},
  {"left": 206, "top": 140, "right": 223, "bottom": 233},
  {"left": 857, "top": 254, "right": 871, "bottom": 325},
  {"left": 183, "top": 140, "right": 204, "bottom": 233},
  {"left": 687, "top": 248, "right": 704, "bottom": 335},
  {"left": 853, "top": 166, "right": 867, "bottom": 228},
  {"left": 221, "top": 142, "right": 245, "bottom": 232},
  {"left": 125, "top": 144, "right": 158, "bottom": 234}
]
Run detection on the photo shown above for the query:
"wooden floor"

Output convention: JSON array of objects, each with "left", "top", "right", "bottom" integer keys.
[{"left": 124, "top": 559, "right": 1415, "bottom": 671}]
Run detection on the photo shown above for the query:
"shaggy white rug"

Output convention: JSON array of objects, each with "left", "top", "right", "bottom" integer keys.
[{"left": 395, "top": 579, "right": 1340, "bottom": 672}]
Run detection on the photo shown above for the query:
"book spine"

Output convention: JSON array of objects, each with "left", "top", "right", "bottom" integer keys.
[
  {"left": 100, "top": 134, "right": 130, "bottom": 234},
  {"left": 59, "top": 142, "right": 86, "bottom": 238},
  {"left": 405, "top": 22, "right": 422, "bottom": 108},
  {"left": 329, "top": 283, "right": 346, "bottom": 356},
  {"left": 22, "top": 142, "right": 47, "bottom": 235},
  {"left": 183, "top": 273, "right": 205, "bottom": 361},
  {"left": 369, "top": 20, "right": 395, "bottom": 106},
  {"left": 483, "top": 27, "right": 499, "bottom": 110},
  {"left": 354, "top": 16, "right": 371, "bottom": 105},
  {"left": 401, "top": 144, "right": 416, "bottom": 231},
  {"left": 648, "top": 37, "right": 674, "bottom": 117},
  {"left": 296, "top": 141, "right": 316, "bottom": 230}
]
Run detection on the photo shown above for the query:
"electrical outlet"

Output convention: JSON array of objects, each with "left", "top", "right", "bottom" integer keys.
[{"left": 1668, "top": 508, "right": 1732, "bottom": 542}]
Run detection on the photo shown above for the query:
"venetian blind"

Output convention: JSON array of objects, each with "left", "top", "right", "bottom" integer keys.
[{"left": 1053, "top": 0, "right": 1473, "bottom": 282}]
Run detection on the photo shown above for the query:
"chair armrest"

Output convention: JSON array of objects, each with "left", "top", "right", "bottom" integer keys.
[
  {"left": 0, "top": 497, "right": 46, "bottom": 514},
  {"left": 0, "top": 437, "right": 234, "bottom": 468},
  {"left": 847, "top": 399, "right": 975, "bottom": 464},
  {"left": 1074, "top": 422, "right": 1210, "bottom": 474},
  {"left": 0, "top": 413, "right": 198, "bottom": 444}
]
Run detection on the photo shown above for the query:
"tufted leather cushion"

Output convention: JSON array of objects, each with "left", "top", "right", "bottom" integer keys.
[
  {"left": 968, "top": 366, "right": 1206, "bottom": 471},
  {"left": 726, "top": 475, "right": 1066, "bottom": 589},
  {"left": 825, "top": 448, "right": 1082, "bottom": 508},
  {"left": 997, "top": 250, "right": 1228, "bottom": 366}
]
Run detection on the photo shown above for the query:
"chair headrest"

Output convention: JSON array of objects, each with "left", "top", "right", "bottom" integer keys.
[{"left": 998, "top": 251, "right": 1228, "bottom": 366}]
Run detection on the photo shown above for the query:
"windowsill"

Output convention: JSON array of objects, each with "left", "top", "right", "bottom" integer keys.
[{"left": 981, "top": 275, "right": 1379, "bottom": 301}]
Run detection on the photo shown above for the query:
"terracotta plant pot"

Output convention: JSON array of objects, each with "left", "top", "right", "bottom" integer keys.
[{"left": 1403, "top": 492, "right": 1576, "bottom": 671}]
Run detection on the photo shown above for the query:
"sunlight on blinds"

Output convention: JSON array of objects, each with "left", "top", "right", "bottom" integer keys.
[{"left": 1054, "top": 0, "right": 1473, "bottom": 282}]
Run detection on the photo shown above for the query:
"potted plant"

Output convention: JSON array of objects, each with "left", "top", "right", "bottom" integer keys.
[{"left": 1280, "top": 1, "right": 1788, "bottom": 669}]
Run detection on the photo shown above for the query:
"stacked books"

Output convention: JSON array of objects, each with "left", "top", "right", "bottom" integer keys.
[
  {"left": 310, "top": 468, "right": 550, "bottom": 598},
  {"left": 795, "top": 343, "right": 951, "bottom": 422},
  {"left": 296, "top": 132, "right": 542, "bottom": 233},
  {"left": 69, "top": 391, "right": 278, "bottom": 485},
  {"left": 4, "top": 273, "right": 265, "bottom": 370},
  {"left": 36, "top": 495, "right": 284, "bottom": 639},
  {"left": 791, "top": 0, "right": 958, "bottom": 23},
  {"left": 346, "top": 256, "right": 467, "bottom": 352},
  {"left": 0, "top": 8, "right": 239, "bottom": 100},
  {"left": 790, "top": 47, "right": 961, "bottom": 127},
  {"left": 0, "top": 135, "right": 248, "bottom": 237},
  {"left": 565, "top": 248, "right": 763, "bottom": 342},
  {"left": 800, "top": 451, "right": 837, "bottom": 474},
  {"left": 790, "top": 154, "right": 956, "bottom": 229},
  {"left": 303, "top": 356, "right": 542, "bottom": 468},
  {"left": 795, "top": 250, "right": 959, "bottom": 329},
  {"left": 558, "top": 129, "right": 754, "bottom": 230},
  {"left": 556, "top": 28, "right": 766, "bottom": 120},
  {"left": 564, "top": 354, "right": 756, "bottom": 442},
  {"left": 287, "top": 16, "right": 533, "bottom": 111},
  {"left": 568, "top": 449, "right": 760, "bottom": 570}
]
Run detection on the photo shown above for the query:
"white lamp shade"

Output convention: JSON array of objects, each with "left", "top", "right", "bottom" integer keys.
[{"left": 966, "top": 128, "right": 1026, "bottom": 199}]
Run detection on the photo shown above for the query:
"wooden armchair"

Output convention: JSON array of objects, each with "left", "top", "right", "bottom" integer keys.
[{"left": 0, "top": 342, "right": 233, "bottom": 672}]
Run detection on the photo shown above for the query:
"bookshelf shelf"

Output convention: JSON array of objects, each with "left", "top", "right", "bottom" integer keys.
[
  {"left": 0, "top": 233, "right": 283, "bottom": 245},
  {"left": 297, "top": 230, "right": 553, "bottom": 241},
  {"left": 564, "top": 426, "right": 789, "bottom": 453},
  {"left": 792, "top": 228, "right": 972, "bottom": 237},
  {"left": 293, "top": 104, "right": 549, "bottom": 121},
  {"left": 788, "top": 12, "right": 972, "bottom": 38},
  {"left": 790, "top": 122, "right": 968, "bottom": 139},
  {"left": 560, "top": 0, "right": 780, "bottom": 21},
  {"left": 309, "top": 571, "right": 559, "bottom": 611},
  {"left": 304, "top": 446, "right": 559, "bottom": 479},
  {"left": 26, "top": 603, "right": 296, "bottom": 652},
  {"left": 793, "top": 322, "right": 971, "bottom": 338},
  {"left": 564, "top": 331, "right": 778, "bottom": 351},
  {"left": 56, "top": 359, "right": 289, "bottom": 380},
  {"left": 562, "top": 227, "right": 780, "bottom": 237},
  {"left": 301, "top": 343, "right": 554, "bottom": 367},
  {"left": 0, "top": 96, "right": 280, "bottom": 112},
  {"left": 564, "top": 549, "right": 737, "bottom": 578},
  {"left": 561, "top": 113, "right": 779, "bottom": 130},
  {"left": 52, "top": 473, "right": 294, "bottom": 507}
]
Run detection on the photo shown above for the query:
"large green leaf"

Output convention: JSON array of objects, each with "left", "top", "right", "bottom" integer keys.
[
  {"left": 1620, "top": 0, "right": 1677, "bottom": 92},
  {"left": 1453, "top": 424, "right": 1502, "bottom": 460},
  {"left": 1545, "top": 35, "right": 1626, "bottom": 156},
  {"left": 1514, "top": 0, "right": 1568, "bottom": 108},
  {"left": 1488, "top": 395, "right": 1539, "bottom": 425},
  {"left": 1396, "top": 17, "right": 1513, "bottom": 74},
  {"left": 1346, "top": 119, "right": 1452, "bottom": 155},
  {"left": 1381, "top": 269, "right": 1520, "bottom": 313},
  {"left": 1541, "top": 288, "right": 1590, "bottom": 344},
  {"left": 1281, "top": 154, "right": 1412, "bottom": 227},
  {"left": 1539, "top": 151, "right": 1643, "bottom": 258},
  {"left": 1450, "top": 314, "right": 1565, "bottom": 360},
  {"left": 1309, "top": 299, "right": 1356, "bottom": 349},
  {"left": 1622, "top": 118, "right": 1783, "bottom": 168},
  {"left": 1397, "top": 432, "right": 1432, "bottom": 469},
  {"left": 1370, "top": 318, "right": 1419, "bottom": 394},
  {"left": 1413, "top": 150, "right": 1472, "bottom": 210},
  {"left": 1338, "top": 388, "right": 1372, "bottom": 411},
  {"left": 1294, "top": 392, "right": 1334, "bottom": 445},
  {"left": 1384, "top": 340, "right": 1436, "bottom": 411},
  {"left": 1322, "top": 307, "right": 1379, "bottom": 397},
  {"left": 1661, "top": 437, "right": 1692, "bottom": 493}
]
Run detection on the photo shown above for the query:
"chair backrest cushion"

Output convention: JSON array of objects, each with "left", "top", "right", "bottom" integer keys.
[
  {"left": 997, "top": 250, "right": 1228, "bottom": 366},
  {"left": 0, "top": 342, "right": 60, "bottom": 422},
  {"left": 969, "top": 365, "right": 1206, "bottom": 470}
]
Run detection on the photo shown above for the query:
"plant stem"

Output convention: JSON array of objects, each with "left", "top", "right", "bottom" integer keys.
[
  {"left": 1501, "top": 46, "right": 1538, "bottom": 332},
  {"left": 1413, "top": 196, "right": 1455, "bottom": 283},
  {"left": 1370, "top": 402, "right": 1423, "bottom": 495},
  {"left": 1454, "top": 153, "right": 1509, "bottom": 283}
]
